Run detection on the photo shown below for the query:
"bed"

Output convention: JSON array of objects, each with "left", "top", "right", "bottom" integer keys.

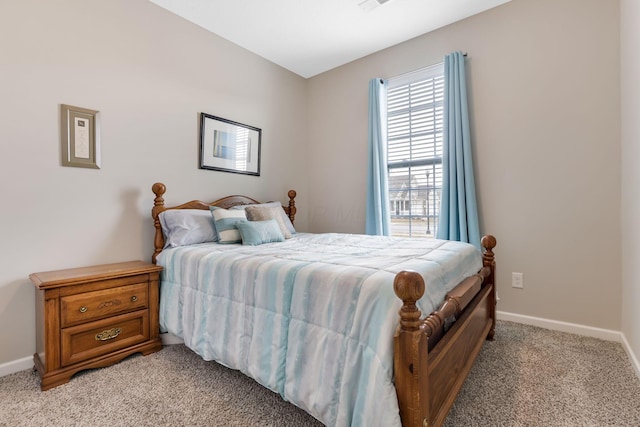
[{"left": 150, "top": 182, "right": 496, "bottom": 427}]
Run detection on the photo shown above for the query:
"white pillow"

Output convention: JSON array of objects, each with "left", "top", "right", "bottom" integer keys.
[{"left": 159, "top": 209, "right": 218, "bottom": 248}]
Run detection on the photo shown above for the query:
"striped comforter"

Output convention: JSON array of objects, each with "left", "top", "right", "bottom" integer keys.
[{"left": 158, "top": 233, "right": 482, "bottom": 427}]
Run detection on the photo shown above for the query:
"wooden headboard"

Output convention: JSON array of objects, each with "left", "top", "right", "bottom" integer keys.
[{"left": 151, "top": 182, "right": 297, "bottom": 263}]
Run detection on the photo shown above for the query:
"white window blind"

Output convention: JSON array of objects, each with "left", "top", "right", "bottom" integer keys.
[{"left": 387, "top": 63, "right": 444, "bottom": 238}]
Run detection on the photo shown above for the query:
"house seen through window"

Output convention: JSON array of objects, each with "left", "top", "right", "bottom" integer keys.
[{"left": 387, "top": 63, "right": 444, "bottom": 238}]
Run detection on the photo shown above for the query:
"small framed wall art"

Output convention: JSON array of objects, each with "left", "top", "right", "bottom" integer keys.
[
  {"left": 60, "top": 104, "right": 101, "bottom": 169},
  {"left": 199, "top": 113, "right": 261, "bottom": 176}
]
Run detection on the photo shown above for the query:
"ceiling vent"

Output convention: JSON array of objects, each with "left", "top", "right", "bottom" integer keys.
[{"left": 358, "top": 0, "right": 391, "bottom": 12}]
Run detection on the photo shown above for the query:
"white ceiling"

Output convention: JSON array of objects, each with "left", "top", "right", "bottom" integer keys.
[{"left": 149, "top": 0, "right": 511, "bottom": 78}]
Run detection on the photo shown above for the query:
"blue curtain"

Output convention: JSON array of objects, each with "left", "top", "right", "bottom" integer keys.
[
  {"left": 365, "top": 78, "right": 391, "bottom": 236},
  {"left": 436, "top": 52, "right": 481, "bottom": 248}
]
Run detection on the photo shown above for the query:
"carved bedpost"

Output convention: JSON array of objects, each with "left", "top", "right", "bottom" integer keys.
[
  {"left": 151, "top": 182, "right": 167, "bottom": 264},
  {"left": 395, "top": 271, "right": 425, "bottom": 331},
  {"left": 393, "top": 271, "right": 430, "bottom": 427},
  {"left": 481, "top": 235, "right": 497, "bottom": 340},
  {"left": 287, "top": 190, "right": 297, "bottom": 225}
]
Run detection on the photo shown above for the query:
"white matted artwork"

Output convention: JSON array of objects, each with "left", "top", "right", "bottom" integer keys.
[
  {"left": 60, "top": 104, "right": 101, "bottom": 169},
  {"left": 199, "top": 113, "right": 261, "bottom": 176}
]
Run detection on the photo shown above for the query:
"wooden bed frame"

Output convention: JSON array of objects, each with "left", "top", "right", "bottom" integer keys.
[{"left": 150, "top": 182, "right": 496, "bottom": 427}]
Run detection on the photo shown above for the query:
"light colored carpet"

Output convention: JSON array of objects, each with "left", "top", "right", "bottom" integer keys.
[
  {"left": 1, "top": 321, "right": 639, "bottom": 426},
  {"left": 445, "top": 321, "right": 640, "bottom": 426}
]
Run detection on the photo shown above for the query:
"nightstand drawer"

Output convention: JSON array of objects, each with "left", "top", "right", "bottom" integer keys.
[
  {"left": 61, "top": 282, "right": 148, "bottom": 328},
  {"left": 61, "top": 310, "right": 150, "bottom": 367}
]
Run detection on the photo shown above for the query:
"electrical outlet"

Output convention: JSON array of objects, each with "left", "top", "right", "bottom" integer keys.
[{"left": 512, "top": 272, "right": 524, "bottom": 289}]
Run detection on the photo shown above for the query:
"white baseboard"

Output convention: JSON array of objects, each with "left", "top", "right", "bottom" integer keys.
[
  {"left": 620, "top": 333, "right": 640, "bottom": 381},
  {"left": 3, "top": 316, "right": 638, "bottom": 382},
  {"left": 0, "top": 356, "right": 33, "bottom": 378},
  {"left": 497, "top": 310, "right": 622, "bottom": 342},
  {"left": 497, "top": 310, "right": 640, "bottom": 382},
  {"left": 0, "top": 335, "right": 183, "bottom": 378}
]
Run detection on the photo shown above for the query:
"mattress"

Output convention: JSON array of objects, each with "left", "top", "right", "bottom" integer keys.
[{"left": 157, "top": 232, "right": 482, "bottom": 426}]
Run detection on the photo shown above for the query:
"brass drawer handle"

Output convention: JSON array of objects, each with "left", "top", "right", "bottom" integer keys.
[
  {"left": 95, "top": 327, "right": 122, "bottom": 341},
  {"left": 79, "top": 306, "right": 88, "bottom": 313},
  {"left": 131, "top": 296, "right": 138, "bottom": 302}
]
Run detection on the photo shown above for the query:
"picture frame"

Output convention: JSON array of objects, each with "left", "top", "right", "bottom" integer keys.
[
  {"left": 199, "top": 113, "right": 261, "bottom": 176},
  {"left": 60, "top": 104, "right": 101, "bottom": 169}
]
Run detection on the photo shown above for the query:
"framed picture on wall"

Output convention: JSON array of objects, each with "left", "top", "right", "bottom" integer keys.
[
  {"left": 60, "top": 104, "right": 101, "bottom": 169},
  {"left": 199, "top": 113, "right": 261, "bottom": 176}
]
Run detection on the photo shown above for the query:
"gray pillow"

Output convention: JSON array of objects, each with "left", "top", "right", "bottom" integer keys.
[
  {"left": 158, "top": 209, "right": 217, "bottom": 248},
  {"left": 230, "top": 201, "right": 296, "bottom": 235},
  {"left": 245, "top": 206, "right": 293, "bottom": 239}
]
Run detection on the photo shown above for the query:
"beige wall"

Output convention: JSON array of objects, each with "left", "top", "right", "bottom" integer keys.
[
  {"left": 621, "top": 0, "right": 640, "bottom": 366},
  {"left": 307, "top": 0, "right": 622, "bottom": 330},
  {"left": 0, "top": 0, "right": 630, "bottom": 369},
  {"left": 0, "top": 0, "right": 308, "bottom": 365}
]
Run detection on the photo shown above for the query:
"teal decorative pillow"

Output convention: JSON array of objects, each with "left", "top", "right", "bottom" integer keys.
[
  {"left": 209, "top": 206, "right": 247, "bottom": 244},
  {"left": 236, "top": 220, "right": 285, "bottom": 246}
]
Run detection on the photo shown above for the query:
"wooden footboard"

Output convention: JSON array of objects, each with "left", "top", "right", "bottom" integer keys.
[{"left": 394, "top": 235, "right": 496, "bottom": 427}]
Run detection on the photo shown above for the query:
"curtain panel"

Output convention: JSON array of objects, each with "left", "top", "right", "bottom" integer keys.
[
  {"left": 436, "top": 51, "right": 481, "bottom": 248},
  {"left": 365, "top": 78, "right": 391, "bottom": 236}
]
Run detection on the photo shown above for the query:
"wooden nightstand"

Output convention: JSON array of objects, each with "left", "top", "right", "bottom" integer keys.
[{"left": 29, "top": 261, "right": 163, "bottom": 391}]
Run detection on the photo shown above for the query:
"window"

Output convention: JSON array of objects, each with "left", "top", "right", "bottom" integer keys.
[{"left": 387, "top": 64, "right": 444, "bottom": 238}]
